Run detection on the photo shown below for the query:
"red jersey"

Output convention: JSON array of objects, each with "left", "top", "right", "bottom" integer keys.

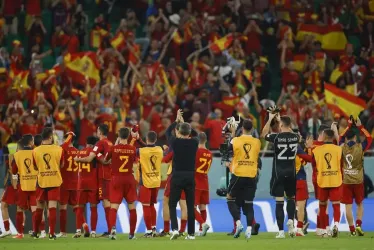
[
  {"left": 78, "top": 118, "right": 96, "bottom": 146},
  {"left": 204, "top": 119, "right": 225, "bottom": 149},
  {"left": 106, "top": 144, "right": 136, "bottom": 181},
  {"left": 77, "top": 147, "right": 97, "bottom": 190},
  {"left": 195, "top": 148, "right": 213, "bottom": 190},
  {"left": 61, "top": 143, "right": 80, "bottom": 190},
  {"left": 93, "top": 138, "right": 113, "bottom": 180}
]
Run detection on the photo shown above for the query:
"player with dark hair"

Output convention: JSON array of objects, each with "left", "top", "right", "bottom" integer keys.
[
  {"left": 137, "top": 131, "right": 163, "bottom": 237},
  {"left": 11, "top": 135, "right": 36, "bottom": 239},
  {"left": 105, "top": 128, "right": 138, "bottom": 240},
  {"left": 75, "top": 136, "right": 100, "bottom": 238},
  {"left": 227, "top": 119, "right": 261, "bottom": 240},
  {"left": 75, "top": 124, "right": 113, "bottom": 237},
  {"left": 57, "top": 132, "right": 80, "bottom": 238},
  {"left": 194, "top": 132, "right": 211, "bottom": 236},
  {"left": 261, "top": 114, "right": 301, "bottom": 238},
  {"left": 339, "top": 117, "right": 372, "bottom": 236},
  {"left": 34, "top": 134, "right": 43, "bottom": 147},
  {"left": 312, "top": 129, "right": 343, "bottom": 238},
  {"left": 32, "top": 127, "right": 64, "bottom": 240}
]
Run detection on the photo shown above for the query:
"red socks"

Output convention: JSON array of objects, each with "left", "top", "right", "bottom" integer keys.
[
  {"left": 317, "top": 215, "right": 321, "bottom": 228},
  {"left": 33, "top": 208, "right": 43, "bottom": 233},
  {"left": 164, "top": 220, "right": 170, "bottom": 233},
  {"left": 297, "top": 221, "right": 303, "bottom": 229},
  {"left": 356, "top": 219, "right": 362, "bottom": 227},
  {"left": 349, "top": 225, "right": 355, "bottom": 232},
  {"left": 104, "top": 207, "right": 110, "bottom": 232},
  {"left": 252, "top": 218, "right": 256, "bottom": 226},
  {"left": 201, "top": 210, "right": 207, "bottom": 223},
  {"left": 60, "top": 209, "right": 67, "bottom": 233},
  {"left": 3, "top": 220, "right": 10, "bottom": 231},
  {"left": 109, "top": 208, "right": 117, "bottom": 231},
  {"left": 40, "top": 219, "right": 45, "bottom": 232},
  {"left": 332, "top": 204, "right": 340, "bottom": 223},
  {"left": 91, "top": 207, "right": 98, "bottom": 231},
  {"left": 75, "top": 207, "right": 85, "bottom": 230},
  {"left": 129, "top": 209, "right": 137, "bottom": 235},
  {"left": 150, "top": 205, "right": 156, "bottom": 228},
  {"left": 319, "top": 204, "right": 327, "bottom": 229},
  {"left": 16, "top": 212, "right": 23, "bottom": 234},
  {"left": 143, "top": 205, "right": 152, "bottom": 230},
  {"left": 194, "top": 208, "right": 204, "bottom": 224},
  {"left": 180, "top": 219, "right": 187, "bottom": 233},
  {"left": 49, "top": 208, "right": 57, "bottom": 235}
]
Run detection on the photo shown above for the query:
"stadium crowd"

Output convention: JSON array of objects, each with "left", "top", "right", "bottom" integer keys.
[{"left": 0, "top": 0, "right": 374, "bottom": 153}]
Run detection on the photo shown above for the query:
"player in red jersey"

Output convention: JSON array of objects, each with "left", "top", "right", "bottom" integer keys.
[
  {"left": 57, "top": 132, "right": 80, "bottom": 238},
  {"left": 74, "top": 124, "right": 113, "bottom": 237},
  {"left": 74, "top": 136, "right": 99, "bottom": 238},
  {"left": 105, "top": 128, "right": 137, "bottom": 240},
  {"left": 96, "top": 112, "right": 117, "bottom": 143},
  {"left": 194, "top": 132, "right": 211, "bottom": 236}
]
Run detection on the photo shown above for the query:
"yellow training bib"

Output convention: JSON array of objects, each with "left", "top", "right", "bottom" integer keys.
[
  {"left": 231, "top": 135, "right": 261, "bottom": 178},
  {"left": 33, "top": 145, "right": 63, "bottom": 188},
  {"left": 313, "top": 144, "right": 342, "bottom": 188},
  {"left": 139, "top": 146, "right": 163, "bottom": 188},
  {"left": 15, "top": 150, "right": 38, "bottom": 191}
]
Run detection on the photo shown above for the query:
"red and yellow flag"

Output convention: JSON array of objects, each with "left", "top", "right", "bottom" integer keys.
[
  {"left": 293, "top": 52, "right": 326, "bottom": 72},
  {"left": 296, "top": 24, "right": 347, "bottom": 52},
  {"left": 209, "top": 34, "right": 234, "bottom": 54},
  {"left": 222, "top": 95, "right": 240, "bottom": 107},
  {"left": 324, "top": 84, "right": 366, "bottom": 118},
  {"left": 9, "top": 67, "right": 29, "bottom": 93},
  {"left": 64, "top": 52, "right": 101, "bottom": 87},
  {"left": 172, "top": 30, "right": 184, "bottom": 45},
  {"left": 90, "top": 27, "right": 109, "bottom": 48},
  {"left": 111, "top": 32, "right": 126, "bottom": 51},
  {"left": 158, "top": 67, "right": 174, "bottom": 96}
]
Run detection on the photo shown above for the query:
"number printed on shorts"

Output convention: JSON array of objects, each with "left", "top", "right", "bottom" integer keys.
[
  {"left": 197, "top": 158, "right": 212, "bottom": 174},
  {"left": 67, "top": 156, "right": 79, "bottom": 171},
  {"left": 119, "top": 156, "right": 129, "bottom": 172},
  {"left": 277, "top": 143, "right": 298, "bottom": 160}
]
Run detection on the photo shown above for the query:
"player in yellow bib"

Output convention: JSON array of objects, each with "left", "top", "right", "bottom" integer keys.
[
  {"left": 137, "top": 131, "right": 163, "bottom": 237},
  {"left": 32, "top": 127, "right": 64, "bottom": 240},
  {"left": 312, "top": 129, "right": 342, "bottom": 238}
]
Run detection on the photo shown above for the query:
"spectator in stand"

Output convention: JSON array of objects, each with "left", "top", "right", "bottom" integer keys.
[
  {"left": 204, "top": 108, "right": 225, "bottom": 150},
  {"left": 72, "top": 4, "right": 88, "bottom": 47},
  {"left": 24, "top": 0, "right": 42, "bottom": 29},
  {"left": 2, "top": 0, "right": 21, "bottom": 35},
  {"left": 27, "top": 16, "right": 47, "bottom": 56}
]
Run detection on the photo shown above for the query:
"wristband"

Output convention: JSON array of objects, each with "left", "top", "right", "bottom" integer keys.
[{"left": 12, "top": 175, "right": 18, "bottom": 180}]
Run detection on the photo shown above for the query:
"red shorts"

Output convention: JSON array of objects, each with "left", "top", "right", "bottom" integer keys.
[
  {"left": 138, "top": 186, "right": 158, "bottom": 204},
  {"left": 1, "top": 186, "right": 17, "bottom": 205},
  {"left": 77, "top": 190, "right": 99, "bottom": 205},
  {"left": 17, "top": 189, "right": 37, "bottom": 210},
  {"left": 110, "top": 180, "right": 137, "bottom": 204},
  {"left": 36, "top": 186, "right": 61, "bottom": 202},
  {"left": 60, "top": 189, "right": 78, "bottom": 206},
  {"left": 313, "top": 180, "right": 319, "bottom": 200},
  {"left": 318, "top": 186, "right": 341, "bottom": 202},
  {"left": 341, "top": 183, "right": 364, "bottom": 205},
  {"left": 296, "top": 180, "right": 309, "bottom": 201},
  {"left": 164, "top": 175, "right": 186, "bottom": 200},
  {"left": 195, "top": 189, "right": 209, "bottom": 205},
  {"left": 98, "top": 179, "right": 110, "bottom": 200}
]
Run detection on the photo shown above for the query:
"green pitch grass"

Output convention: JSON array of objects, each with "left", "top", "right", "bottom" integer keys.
[{"left": 0, "top": 233, "right": 373, "bottom": 250}]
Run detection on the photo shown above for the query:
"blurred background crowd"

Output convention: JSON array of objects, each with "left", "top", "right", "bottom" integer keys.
[{"left": 0, "top": 0, "right": 373, "bottom": 153}]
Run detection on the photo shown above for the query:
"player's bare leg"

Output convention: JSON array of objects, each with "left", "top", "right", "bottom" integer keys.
[
  {"left": 179, "top": 199, "right": 188, "bottom": 236},
  {"left": 57, "top": 204, "right": 68, "bottom": 238},
  {"left": 13, "top": 206, "right": 25, "bottom": 239},
  {"left": 345, "top": 204, "right": 356, "bottom": 236},
  {"left": 355, "top": 202, "right": 364, "bottom": 236},
  {"left": 48, "top": 200, "right": 58, "bottom": 240},
  {"left": 0, "top": 201, "right": 12, "bottom": 238},
  {"left": 90, "top": 204, "right": 98, "bottom": 237},
  {"left": 296, "top": 200, "right": 306, "bottom": 236},
  {"left": 142, "top": 203, "right": 154, "bottom": 237},
  {"left": 102, "top": 199, "right": 111, "bottom": 237},
  {"left": 127, "top": 203, "right": 137, "bottom": 240},
  {"left": 195, "top": 204, "right": 210, "bottom": 236},
  {"left": 108, "top": 203, "right": 120, "bottom": 240},
  {"left": 160, "top": 196, "right": 170, "bottom": 237}
]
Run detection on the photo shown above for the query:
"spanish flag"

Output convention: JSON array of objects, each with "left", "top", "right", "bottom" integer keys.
[
  {"left": 296, "top": 24, "right": 347, "bottom": 52},
  {"left": 172, "top": 30, "right": 183, "bottom": 45},
  {"left": 158, "top": 67, "right": 174, "bottom": 96},
  {"left": 222, "top": 95, "right": 240, "bottom": 107},
  {"left": 71, "top": 88, "right": 88, "bottom": 103},
  {"left": 324, "top": 84, "right": 366, "bottom": 118},
  {"left": 209, "top": 34, "right": 234, "bottom": 54},
  {"left": 111, "top": 32, "right": 126, "bottom": 51},
  {"left": 293, "top": 52, "right": 326, "bottom": 72},
  {"left": 90, "top": 27, "right": 109, "bottom": 48},
  {"left": 64, "top": 52, "right": 101, "bottom": 88},
  {"left": 9, "top": 69, "right": 29, "bottom": 92}
]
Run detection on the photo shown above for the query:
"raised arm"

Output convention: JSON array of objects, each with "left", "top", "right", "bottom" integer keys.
[
  {"left": 261, "top": 112, "right": 277, "bottom": 138},
  {"left": 356, "top": 117, "right": 373, "bottom": 151}
]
